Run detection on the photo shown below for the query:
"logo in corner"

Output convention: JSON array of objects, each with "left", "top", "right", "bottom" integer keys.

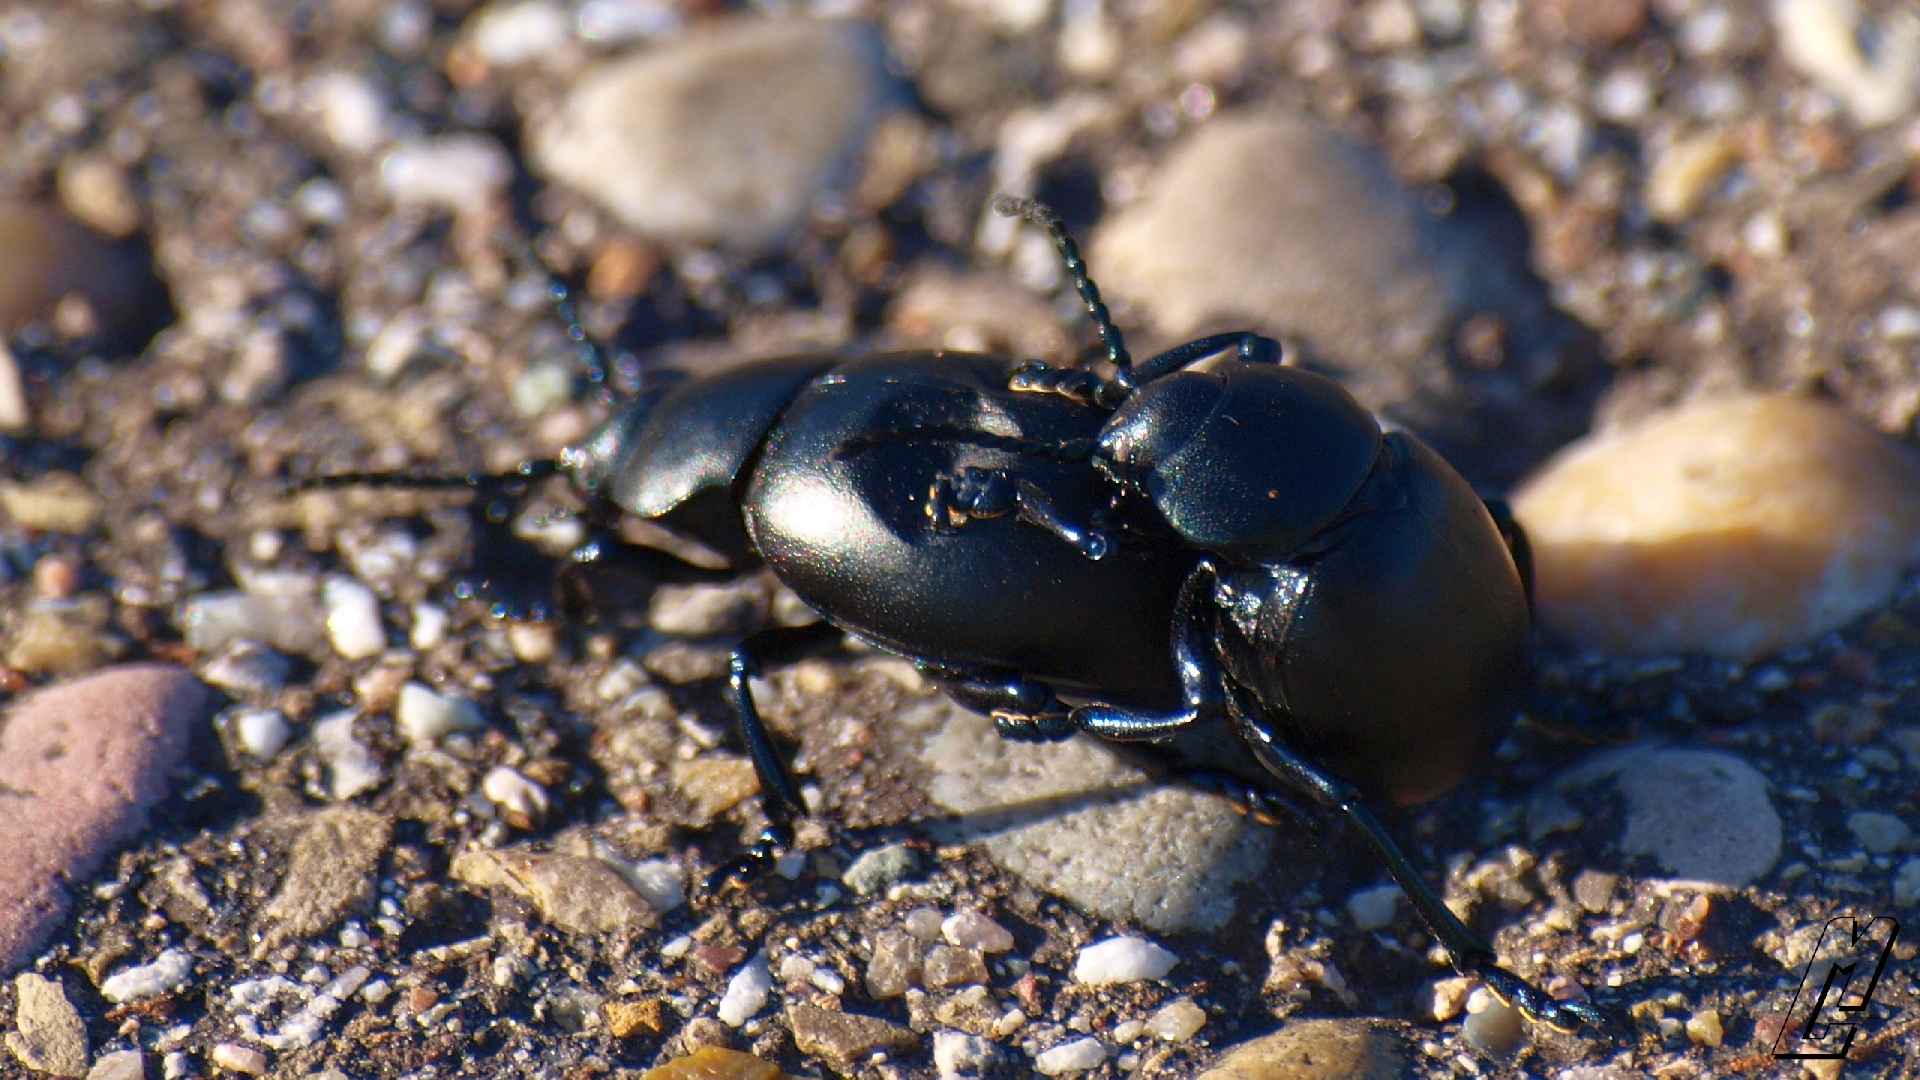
[{"left": 1772, "top": 914, "right": 1901, "bottom": 1062}]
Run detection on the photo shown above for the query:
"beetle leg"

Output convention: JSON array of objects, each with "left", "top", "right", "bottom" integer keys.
[
  {"left": 1013, "top": 480, "right": 1110, "bottom": 560},
  {"left": 1070, "top": 560, "right": 1227, "bottom": 740},
  {"left": 1230, "top": 697, "right": 1609, "bottom": 1034},
  {"left": 916, "top": 662, "right": 1076, "bottom": 742},
  {"left": 707, "top": 621, "right": 846, "bottom": 890},
  {"left": 1131, "top": 332, "right": 1282, "bottom": 385}
]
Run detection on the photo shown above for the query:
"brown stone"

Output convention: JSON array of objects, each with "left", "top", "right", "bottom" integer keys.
[
  {"left": 671, "top": 756, "right": 761, "bottom": 820},
  {"left": 1195, "top": 1019, "right": 1410, "bottom": 1080},
  {"left": 606, "top": 998, "right": 669, "bottom": 1038},
  {"left": 257, "top": 806, "right": 393, "bottom": 952},
  {"left": 786, "top": 1003, "right": 919, "bottom": 1068},
  {"left": 1513, "top": 394, "right": 1920, "bottom": 659},
  {"left": 451, "top": 848, "right": 658, "bottom": 939},
  {"left": 639, "top": 1047, "right": 781, "bottom": 1080},
  {"left": 0, "top": 666, "right": 211, "bottom": 972}
]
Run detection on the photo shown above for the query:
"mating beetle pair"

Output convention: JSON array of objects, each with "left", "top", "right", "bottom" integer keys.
[{"left": 308, "top": 198, "right": 1601, "bottom": 1033}]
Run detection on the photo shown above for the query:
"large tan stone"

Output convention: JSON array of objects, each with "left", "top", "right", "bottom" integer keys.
[{"left": 1513, "top": 394, "right": 1920, "bottom": 659}]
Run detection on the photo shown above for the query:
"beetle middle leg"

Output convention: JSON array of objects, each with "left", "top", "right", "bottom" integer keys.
[{"left": 709, "top": 620, "right": 847, "bottom": 889}]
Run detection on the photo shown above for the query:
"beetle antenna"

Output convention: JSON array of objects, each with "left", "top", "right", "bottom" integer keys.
[
  {"left": 548, "top": 281, "right": 608, "bottom": 391},
  {"left": 284, "top": 459, "right": 559, "bottom": 496},
  {"left": 993, "top": 196, "right": 1132, "bottom": 378}
]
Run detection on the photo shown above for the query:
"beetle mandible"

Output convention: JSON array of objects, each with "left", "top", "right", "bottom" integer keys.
[{"left": 303, "top": 197, "right": 1602, "bottom": 1033}]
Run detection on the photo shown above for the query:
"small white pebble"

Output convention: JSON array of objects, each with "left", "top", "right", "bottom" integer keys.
[
  {"left": 1622, "top": 931, "right": 1646, "bottom": 953},
  {"left": 360, "top": 979, "right": 392, "bottom": 1004},
  {"left": 102, "top": 949, "right": 195, "bottom": 1003},
  {"left": 625, "top": 858, "right": 686, "bottom": 912},
  {"left": 322, "top": 577, "right": 385, "bottom": 659},
  {"left": 210, "top": 1043, "right": 268, "bottom": 1076},
  {"left": 1034, "top": 1036, "right": 1106, "bottom": 1075},
  {"left": 469, "top": 0, "right": 570, "bottom": 65},
  {"left": 1145, "top": 998, "right": 1207, "bottom": 1042},
  {"left": 409, "top": 603, "right": 448, "bottom": 650},
  {"left": 717, "top": 953, "right": 771, "bottom": 1027},
  {"left": 396, "top": 682, "right": 486, "bottom": 745},
  {"left": 1111, "top": 1019, "right": 1146, "bottom": 1043},
  {"left": 1072, "top": 937, "right": 1178, "bottom": 985},
  {"left": 338, "top": 924, "right": 370, "bottom": 950},
  {"left": 380, "top": 135, "right": 513, "bottom": 214},
  {"left": 661, "top": 934, "right": 693, "bottom": 959},
  {"left": 304, "top": 72, "right": 388, "bottom": 154},
  {"left": 903, "top": 907, "right": 945, "bottom": 941},
  {"left": 810, "top": 968, "right": 846, "bottom": 995},
  {"left": 234, "top": 707, "right": 291, "bottom": 759},
  {"left": 775, "top": 851, "right": 808, "bottom": 880},
  {"left": 777, "top": 955, "right": 816, "bottom": 982},
  {"left": 508, "top": 622, "right": 559, "bottom": 663},
  {"left": 1346, "top": 883, "right": 1402, "bottom": 930},
  {"left": 943, "top": 910, "right": 1016, "bottom": 953},
  {"left": 1754, "top": 666, "right": 1792, "bottom": 693},
  {"left": 312, "top": 711, "right": 381, "bottom": 800},
  {"left": 482, "top": 766, "right": 549, "bottom": 822},
  {"left": 162, "top": 1051, "right": 194, "bottom": 1080}
]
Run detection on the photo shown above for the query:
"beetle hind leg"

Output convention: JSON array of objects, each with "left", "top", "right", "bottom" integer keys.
[
  {"left": 706, "top": 621, "right": 846, "bottom": 891},
  {"left": 1231, "top": 693, "right": 1609, "bottom": 1034}
]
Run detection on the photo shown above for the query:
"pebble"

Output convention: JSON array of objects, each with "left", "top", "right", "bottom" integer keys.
[
  {"left": 648, "top": 583, "right": 763, "bottom": 637},
  {"left": 231, "top": 709, "right": 291, "bottom": 760},
  {"left": 529, "top": 18, "right": 900, "bottom": 249},
  {"left": 207, "top": 1044, "right": 267, "bottom": 1077},
  {"left": 1088, "top": 110, "right": 1597, "bottom": 484},
  {"left": 1848, "top": 811, "right": 1912, "bottom": 854},
  {"left": 1558, "top": 746, "right": 1781, "bottom": 885},
  {"left": 0, "top": 666, "right": 210, "bottom": 971},
  {"left": 409, "top": 604, "right": 449, "bottom": 651},
  {"left": 451, "top": 848, "right": 659, "bottom": 939},
  {"left": 1512, "top": 394, "right": 1920, "bottom": 660},
  {"left": 181, "top": 577, "right": 327, "bottom": 656},
  {"left": 1194, "top": 1019, "right": 1408, "bottom": 1080},
  {"left": 0, "top": 473, "right": 102, "bottom": 534},
  {"left": 1345, "top": 884, "right": 1402, "bottom": 931},
  {"left": 304, "top": 72, "right": 388, "bottom": 154},
  {"left": 1897, "top": 859, "right": 1920, "bottom": 906},
  {"left": 0, "top": 202, "right": 166, "bottom": 346},
  {"left": 841, "top": 843, "right": 919, "bottom": 896},
  {"left": 933, "top": 1031, "right": 1007, "bottom": 1080},
  {"left": 99, "top": 949, "right": 194, "bottom": 1003},
  {"left": 618, "top": 857, "right": 686, "bottom": 912},
  {"left": 1772, "top": 0, "right": 1919, "bottom": 127},
  {"left": 606, "top": 998, "right": 668, "bottom": 1038},
  {"left": 56, "top": 154, "right": 140, "bottom": 238},
  {"left": 380, "top": 136, "right": 513, "bottom": 215},
  {"left": 1462, "top": 987, "right": 1525, "bottom": 1057},
  {"left": 670, "top": 755, "right": 760, "bottom": 820},
  {"left": 863, "top": 929, "right": 922, "bottom": 999},
  {"left": 85, "top": 1051, "right": 144, "bottom": 1080},
  {"left": 7, "top": 973, "right": 90, "bottom": 1077},
  {"left": 1034, "top": 1037, "right": 1105, "bottom": 1076},
  {"left": 785, "top": 1003, "right": 919, "bottom": 1066},
  {"left": 922, "top": 704, "right": 1269, "bottom": 933},
  {"left": 639, "top": 1048, "right": 780, "bottom": 1080},
  {"left": 483, "top": 766, "right": 550, "bottom": 825},
  {"left": 716, "top": 952, "right": 771, "bottom": 1027},
  {"left": 7, "top": 608, "right": 105, "bottom": 676},
  {"left": 395, "top": 682, "right": 487, "bottom": 745},
  {"left": 466, "top": 0, "right": 570, "bottom": 67},
  {"left": 922, "top": 945, "right": 988, "bottom": 988},
  {"left": 200, "top": 641, "right": 292, "bottom": 698},
  {"left": 1072, "top": 937, "right": 1179, "bottom": 985},
  {"left": 258, "top": 806, "right": 392, "bottom": 953},
  {"left": 942, "top": 910, "right": 1014, "bottom": 953},
  {"left": 322, "top": 577, "right": 386, "bottom": 660},
  {"left": 311, "top": 711, "right": 382, "bottom": 800},
  {"left": 1686, "top": 1008, "right": 1724, "bottom": 1048},
  {"left": 1145, "top": 998, "right": 1208, "bottom": 1042},
  {"left": 1646, "top": 131, "right": 1740, "bottom": 223}
]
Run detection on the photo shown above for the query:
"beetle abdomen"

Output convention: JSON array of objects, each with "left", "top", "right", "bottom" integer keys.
[{"left": 1216, "top": 432, "right": 1530, "bottom": 805}]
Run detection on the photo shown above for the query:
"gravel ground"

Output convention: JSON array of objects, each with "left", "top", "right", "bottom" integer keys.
[{"left": 2, "top": 0, "right": 1920, "bottom": 1078}]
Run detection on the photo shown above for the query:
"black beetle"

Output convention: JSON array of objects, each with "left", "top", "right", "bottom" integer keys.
[{"left": 302, "top": 197, "right": 1601, "bottom": 1033}]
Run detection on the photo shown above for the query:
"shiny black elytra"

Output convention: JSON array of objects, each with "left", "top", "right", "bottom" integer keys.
[{"left": 301, "top": 198, "right": 1601, "bottom": 1033}]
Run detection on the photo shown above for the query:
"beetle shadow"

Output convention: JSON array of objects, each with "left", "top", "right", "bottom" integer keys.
[{"left": 919, "top": 779, "right": 1161, "bottom": 841}]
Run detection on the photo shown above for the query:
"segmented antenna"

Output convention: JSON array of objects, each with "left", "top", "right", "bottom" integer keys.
[
  {"left": 993, "top": 196, "right": 1131, "bottom": 376},
  {"left": 284, "top": 458, "right": 559, "bottom": 496},
  {"left": 493, "top": 227, "right": 611, "bottom": 394}
]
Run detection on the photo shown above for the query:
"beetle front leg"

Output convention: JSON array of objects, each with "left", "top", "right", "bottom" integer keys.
[
  {"left": 1070, "top": 560, "right": 1227, "bottom": 740},
  {"left": 707, "top": 620, "right": 846, "bottom": 890},
  {"left": 1232, "top": 700, "right": 1609, "bottom": 1035},
  {"left": 916, "top": 662, "right": 1076, "bottom": 742}
]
